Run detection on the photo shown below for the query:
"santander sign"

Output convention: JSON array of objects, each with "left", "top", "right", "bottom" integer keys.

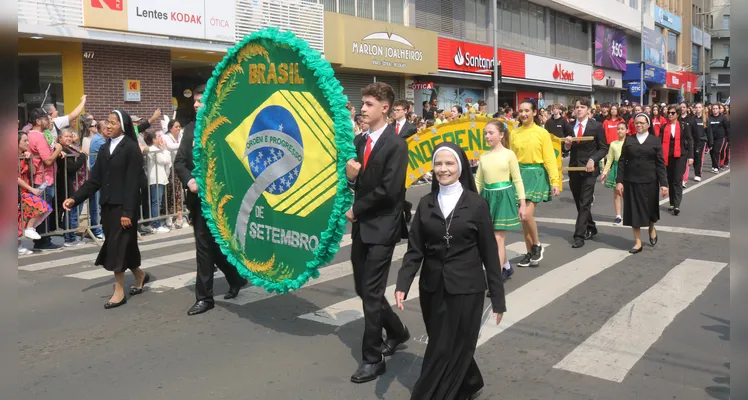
[{"left": 453, "top": 47, "right": 494, "bottom": 70}]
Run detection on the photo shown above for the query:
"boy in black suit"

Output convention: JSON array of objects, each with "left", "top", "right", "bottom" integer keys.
[
  {"left": 564, "top": 98, "right": 609, "bottom": 248},
  {"left": 345, "top": 82, "right": 410, "bottom": 383}
]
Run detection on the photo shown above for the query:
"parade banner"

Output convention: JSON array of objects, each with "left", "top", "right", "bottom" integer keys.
[
  {"left": 194, "top": 28, "right": 355, "bottom": 293},
  {"left": 405, "top": 115, "right": 564, "bottom": 190}
]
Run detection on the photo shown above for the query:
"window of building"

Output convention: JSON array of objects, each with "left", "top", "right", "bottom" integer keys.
[
  {"left": 465, "top": 0, "right": 489, "bottom": 43},
  {"left": 667, "top": 31, "right": 678, "bottom": 64},
  {"left": 549, "top": 10, "right": 587, "bottom": 63},
  {"left": 326, "top": 0, "right": 403, "bottom": 23},
  {"left": 692, "top": 44, "right": 700, "bottom": 72},
  {"left": 630, "top": 0, "right": 638, "bottom": 9},
  {"left": 18, "top": 55, "right": 64, "bottom": 127},
  {"left": 723, "top": 15, "right": 729, "bottom": 29},
  {"left": 717, "top": 74, "right": 730, "bottom": 84},
  {"left": 495, "top": 0, "right": 546, "bottom": 54}
]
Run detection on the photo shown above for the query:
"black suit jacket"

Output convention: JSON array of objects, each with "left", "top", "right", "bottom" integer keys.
[
  {"left": 566, "top": 118, "right": 609, "bottom": 176},
  {"left": 392, "top": 120, "right": 418, "bottom": 140},
  {"left": 659, "top": 119, "right": 694, "bottom": 160},
  {"left": 71, "top": 135, "right": 143, "bottom": 219},
  {"left": 616, "top": 134, "right": 668, "bottom": 186},
  {"left": 396, "top": 191, "right": 506, "bottom": 313},
  {"left": 351, "top": 125, "right": 408, "bottom": 245},
  {"left": 173, "top": 122, "right": 203, "bottom": 210}
]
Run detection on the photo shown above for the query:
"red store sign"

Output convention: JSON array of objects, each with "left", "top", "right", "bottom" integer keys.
[
  {"left": 666, "top": 72, "right": 682, "bottom": 89},
  {"left": 553, "top": 63, "right": 575, "bottom": 81},
  {"left": 437, "top": 37, "right": 525, "bottom": 79},
  {"left": 409, "top": 82, "right": 434, "bottom": 90}
]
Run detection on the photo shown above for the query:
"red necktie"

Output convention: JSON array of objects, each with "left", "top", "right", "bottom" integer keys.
[
  {"left": 396, "top": 122, "right": 401, "bottom": 135},
  {"left": 577, "top": 123, "right": 584, "bottom": 138},
  {"left": 363, "top": 135, "right": 373, "bottom": 169}
]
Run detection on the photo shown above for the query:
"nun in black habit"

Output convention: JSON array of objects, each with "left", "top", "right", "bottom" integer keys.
[
  {"left": 395, "top": 142, "right": 507, "bottom": 400},
  {"left": 63, "top": 109, "right": 151, "bottom": 309}
]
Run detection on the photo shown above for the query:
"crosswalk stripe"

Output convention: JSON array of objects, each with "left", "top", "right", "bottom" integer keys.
[
  {"left": 146, "top": 236, "right": 387, "bottom": 306},
  {"left": 552, "top": 258, "right": 727, "bottom": 382},
  {"left": 65, "top": 251, "right": 197, "bottom": 280},
  {"left": 19, "top": 237, "right": 196, "bottom": 272},
  {"left": 298, "top": 241, "right": 543, "bottom": 326},
  {"left": 476, "top": 248, "right": 631, "bottom": 347}
]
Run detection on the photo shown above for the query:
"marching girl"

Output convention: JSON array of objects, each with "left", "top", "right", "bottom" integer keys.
[
  {"left": 475, "top": 120, "right": 527, "bottom": 281},
  {"left": 18, "top": 132, "right": 53, "bottom": 255},
  {"left": 603, "top": 104, "right": 626, "bottom": 144},
  {"left": 510, "top": 99, "right": 561, "bottom": 268},
  {"left": 600, "top": 121, "right": 628, "bottom": 225},
  {"left": 650, "top": 105, "right": 666, "bottom": 137}
]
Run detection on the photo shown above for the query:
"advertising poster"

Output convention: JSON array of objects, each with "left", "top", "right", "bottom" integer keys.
[
  {"left": 595, "top": 23, "right": 627, "bottom": 71},
  {"left": 642, "top": 27, "right": 666, "bottom": 68}
]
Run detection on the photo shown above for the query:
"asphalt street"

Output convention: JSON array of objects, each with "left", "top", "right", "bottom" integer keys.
[{"left": 18, "top": 163, "right": 730, "bottom": 400}]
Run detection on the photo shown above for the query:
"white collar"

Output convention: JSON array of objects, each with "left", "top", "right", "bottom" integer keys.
[
  {"left": 365, "top": 123, "right": 387, "bottom": 144},
  {"left": 439, "top": 181, "right": 462, "bottom": 195},
  {"left": 110, "top": 135, "right": 124, "bottom": 145},
  {"left": 635, "top": 132, "right": 649, "bottom": 144},
  {"left": 575, "top": 118, "right": 588, "bottom": 127},
  {"left": 437, "top": 181, "right": 463, "bottom": 217},
  {"left": 396, "top": 117, "right": 407, "bottom": 125}
]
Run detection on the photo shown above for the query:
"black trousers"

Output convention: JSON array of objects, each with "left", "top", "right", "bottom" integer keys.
[
  {"left": 666, "top": 156, "right": 686, "bottom": 208},
  {"left": 187, "top": 191, "right": 245, "bottom": 303},
  {"left": 710, "top": 137, "right": 725, "bottom": 169},
  {"left": 568, "top": 172, "right": 597, "bottom": 239},
  {"left": 351, "top": 236, "right": 406, "bottom": 364},
  {"left": 693, "top": 139, "right": 707, "bottom": 177}
]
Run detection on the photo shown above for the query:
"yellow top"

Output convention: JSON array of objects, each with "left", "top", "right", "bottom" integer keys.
[
  {"left": 602, "top": 139, "right": 624, "bottom": 175},
  {"left": 509, "top": 123, "right": 561, "bottom": 187},
  {"left": 475, "top": 147, "right": 526, "bottom": 199}
]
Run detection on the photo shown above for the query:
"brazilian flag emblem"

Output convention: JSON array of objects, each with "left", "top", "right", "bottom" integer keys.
[{"left": 193, "top": 28, "right": 355, "bottom": 293}]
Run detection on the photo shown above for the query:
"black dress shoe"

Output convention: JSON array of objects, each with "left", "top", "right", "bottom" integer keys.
[
  {"left": 571, "top": 239, "right": 585, "bottom": 248},
  {"left": 129, "top": 272, "right": 152, "bottom": 296},
  {"left": 649, "top": 234, "right": 658, "bottom": 246},
  {"left": 629, "top": 246, "right": 643, "bottom": 254},
  {"left": 350, "top": 360, "right": 386, "bottom": 383},
  {"left": 224, "top": 278, "right": 249, "bottom": 299},
  {"left": 584, "top": 229, "right": 598, "bottom": 240},
  {"left": 673, "top": 208, "right": 680, "bottom": 216},
  {"left": 187, "top": 300, "right": 214, "bottom": 316},
  {"left": 104, "top": 296, "right": 127, "bottom": 309},
  {"left": 382, "top": 326, "right": 410, "bottom": 357}
]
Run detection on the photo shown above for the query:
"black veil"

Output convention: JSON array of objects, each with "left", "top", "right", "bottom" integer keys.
[{"left": 430, "top": 141, "right": 477, "bottom": 194}]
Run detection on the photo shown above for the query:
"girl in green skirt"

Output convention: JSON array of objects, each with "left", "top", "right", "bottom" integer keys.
[
  {"left": 600, "top": 121, "right": 627, "bottom": 225},
  {"left": 476, "top": 120, "right": 527, "bottom": 281}
]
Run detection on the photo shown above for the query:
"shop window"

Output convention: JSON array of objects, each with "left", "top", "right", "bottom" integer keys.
[
  {"left": 496, "top": 0, "right": 547, "bottom": 55},
  {"left": 717, "top": 74, "right": 730, "bottom": 84},
  {"left": 667, "top": 31, "right": 678, "bottom": 64},
  {"left": 550, "top": 10, "right": 587, "bottom": 63},
  {"left": 692, "top": 44, "right": 700, "bottom": 72},
  {"left": 18, "top": 55, "right": 63, "bottom": 127}
]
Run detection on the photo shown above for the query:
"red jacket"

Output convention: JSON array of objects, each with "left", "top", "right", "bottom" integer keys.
[
  {"left": 603, "top": 118, "right": 625, "bottom": 144},
  {"left": 651, "top": 116, "right": 666, "bottom": 136}
]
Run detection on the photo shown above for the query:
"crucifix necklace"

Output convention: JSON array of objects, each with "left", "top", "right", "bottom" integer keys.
[{"left": 444, "top": 210, "right": 455, "bottom": 248}]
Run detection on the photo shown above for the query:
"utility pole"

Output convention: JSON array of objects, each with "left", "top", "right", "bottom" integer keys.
[
  {"left": 701, "top": 12, "right": 706, "bottom": 102},
  {"left": 492, "top": 0, "right": 499, "bottom": 114},
  {"left": 640, "top": 0, "right": 645, "bottom": 105}
]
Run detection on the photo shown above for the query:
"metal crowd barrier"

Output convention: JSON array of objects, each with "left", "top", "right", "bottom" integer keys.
[{"left": 18, "top": 145, "right": 190, "bottom": 245}]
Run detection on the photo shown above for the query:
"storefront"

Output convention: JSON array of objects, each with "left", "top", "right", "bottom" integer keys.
[
  {"left": 512, "top": 54, "right": 593, "bottom": 107},
  {"left": 591, "top": 68, "right": 624, "bottom": 104},
  {"left": 622, "top": 63, "right": 667, "bottom": 104},
  {"left": 323, "top": 12, "right": 438, "bottom": 111}
]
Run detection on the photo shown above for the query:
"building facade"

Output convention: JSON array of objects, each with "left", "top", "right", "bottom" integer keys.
[{"left": 708, "top": 0, "right": 730, "bottom": 102}]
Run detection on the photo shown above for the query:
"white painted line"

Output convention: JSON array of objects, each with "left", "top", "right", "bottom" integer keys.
[
  {"left": 477, "top": 248, "right": 631, "bottom": 347},
  {"left": 533, "top": 217, "right": 730, "bottom": 239},
  {"left": 553, "top": 258, "right": 727, "bottom": 382},
  {"left": 658, "top": 169, "right": 730, "bottom": 205},
  {"left": 20, "top": 238, "right": 196, "bottom": 272},
  {"left": 65, "top": 251, "right": 197, "bottom": 280},
  {"left": 299, "top": 241, "right": 541, "bottom": 326}
]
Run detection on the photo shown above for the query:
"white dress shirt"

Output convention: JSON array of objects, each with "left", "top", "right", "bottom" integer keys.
[
  {"left": 109, "top": 135, "right": 125, "bottom": 155},
  {"left": 574, "top": 118, "right": 588, "bottom": 137},
  {"left": 365, "top": 123, "right": 387, "bottom": 148},
  {"left": 670, "top": 123, "right": 676, "bottom": 138},
  {"left": 395, "top": 118, "right": 407, "bottom": 134}
]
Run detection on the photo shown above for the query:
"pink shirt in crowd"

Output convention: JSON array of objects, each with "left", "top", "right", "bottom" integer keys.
[{"left": 27, "top": 130, "right": 56, "bottom": 186}]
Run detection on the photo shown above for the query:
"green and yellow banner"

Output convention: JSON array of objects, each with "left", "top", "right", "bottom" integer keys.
[
  {"left": 193, "top": 28, "right": 354, "bottom": 294},
  {"left": 405, "top": 115, "right": 564, "bottom": 190}
]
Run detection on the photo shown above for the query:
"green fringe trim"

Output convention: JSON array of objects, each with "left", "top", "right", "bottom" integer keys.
[{"left": 192, "top": 28, "right": 355, "bottom": 294}]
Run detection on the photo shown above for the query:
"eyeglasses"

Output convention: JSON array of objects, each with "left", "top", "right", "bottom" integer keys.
[
  {"left": 668, "top": 111, "right": 677, "bottom": 115},
  {"left": 104, "top": 120, "right": 119, "bottom": 126}
]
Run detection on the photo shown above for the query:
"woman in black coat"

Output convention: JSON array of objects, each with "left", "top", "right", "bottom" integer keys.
[
  {"left": 63, "top": 109, "right": 151, "bottom": 309},
  {"left": 659, "top": 104, "right": 693, "bottom": 215},
  {"left": 395, "top": 142, "right": 506, "bottom": 400},
  {"left": 616, "top": 113, "right": 669, "bottom": 253}
]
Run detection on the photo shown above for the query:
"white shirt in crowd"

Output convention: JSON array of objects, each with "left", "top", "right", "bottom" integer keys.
[{"left": 146, "top": 145, "right": 173, "bottom": 185}]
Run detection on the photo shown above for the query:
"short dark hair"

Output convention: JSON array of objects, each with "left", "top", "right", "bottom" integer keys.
[
  {"left": 361, "top": 82, "right": 395, "bottom": 108},
  {"left": 452, "top": 105, "right": 463, "bottom": 114},
  {"left": 144, "top": 130, "right": 156, "bottom": 146},
  {"left": 194, "top": 84, "right": 207, "bottom": 96},
  {"left": 575, "top": 97, "right": 592, "bottom": 108},
  {"left": 422, "top": 101, "right": 429, "bottom": 106},
  {"left": 393, "top": 99, "right": 409, "bottom": 110},
  {"left": 30, "top": 108, "right": 48, "bottom": 125}
]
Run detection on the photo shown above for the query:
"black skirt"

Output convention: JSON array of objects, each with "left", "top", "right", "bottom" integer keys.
[
  {"left": 96, "top": 204, "right": 141, "bottom": 272},
  {"left": 411, "top": 279, "right": 485, "bottom": 400},
  {"left": 622, "top": 181, "right": 660, "bottom": 228}
]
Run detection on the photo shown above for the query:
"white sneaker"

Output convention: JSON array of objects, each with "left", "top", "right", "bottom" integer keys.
[
  {"left": 694, "top": 176, "right": 702, "bottom": 182},
  {"left": 682, "top": 181, "right": 687, "bottom": 188},
  {"left": 155, "top": 226, "right": 171, "bottom": 234},
  {"left": 712, "top": 168, "right": 719, "bottom": 174},
  {"left": 18, "top": 246, "right": 33, "bottom": 255},
  {"left": 23, "top": 228, "right": 41, "bottom": 240},
  {"left": 64, "top": 241, "right": 83, "bottom": 247}
]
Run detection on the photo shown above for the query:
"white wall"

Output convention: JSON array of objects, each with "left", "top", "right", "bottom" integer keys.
[{"left": 540, "top": 0, "right": 654, "bottom": 33}]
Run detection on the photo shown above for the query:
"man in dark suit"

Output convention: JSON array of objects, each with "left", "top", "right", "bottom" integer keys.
[
  {"left": 390, "top": 99, "right": 417, "bottom": 223},
  {"left": 564, "top": 97, "right": 609, "bottom": 248},
  {"left": 345, "top": 82, "right": 410, "bottom": 384},
  {"left": 174, "top": 84, "right": 248, "bottom": 316}
]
